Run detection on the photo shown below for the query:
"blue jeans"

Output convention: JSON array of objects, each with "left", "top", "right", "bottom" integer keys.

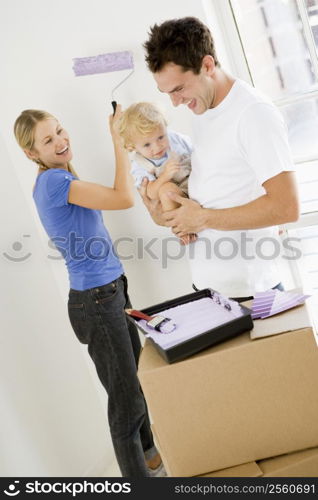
[{"left": 68, "top": 274, "right": 156, "bottom": 477}]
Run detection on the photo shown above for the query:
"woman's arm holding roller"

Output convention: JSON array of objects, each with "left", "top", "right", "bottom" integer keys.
[{"left": 68, "top": 104, "right": 134, "bottom": 210}]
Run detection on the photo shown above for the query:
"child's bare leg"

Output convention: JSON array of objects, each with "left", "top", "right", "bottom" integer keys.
[
  {"left": 159, "top": 182, "right": 195, "bottom": 244},
  {"left": 159, "top": 181, "right": 185, "bottom": 211}
]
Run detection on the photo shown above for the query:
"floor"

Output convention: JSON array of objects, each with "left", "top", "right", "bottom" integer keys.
[{"left": 102, "top": 459, "right": 122, "bottom": 477}]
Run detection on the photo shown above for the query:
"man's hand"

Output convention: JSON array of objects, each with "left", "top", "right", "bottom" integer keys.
[
  {"left": 163, "top": 192, "right": 207, "bottom": 237},
  {"left": 138, "top": 178, "right": 167, "bottom": 226},
  {"left": 138, "top": 179, "right": 198, "bottom": 244}
]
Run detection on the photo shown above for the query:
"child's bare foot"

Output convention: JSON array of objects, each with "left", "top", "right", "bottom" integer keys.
[{"left": 180, "top": 233, "right": 197, "bottom": 245}]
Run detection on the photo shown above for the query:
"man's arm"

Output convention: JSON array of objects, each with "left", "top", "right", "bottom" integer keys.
[{"left": 163, "top": 171, "right": 300, "bottom": 236}]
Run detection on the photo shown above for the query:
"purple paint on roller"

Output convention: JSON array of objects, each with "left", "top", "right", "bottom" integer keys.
[{"left": 72, "top": 51, "right": 134, "bottom": 76}]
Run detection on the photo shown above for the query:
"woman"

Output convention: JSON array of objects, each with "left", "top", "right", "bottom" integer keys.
[{"left": 14, "top": 107, "right": 164, "bottom": 477}]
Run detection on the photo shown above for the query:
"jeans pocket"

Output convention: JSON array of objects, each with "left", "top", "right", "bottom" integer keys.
[
  {"left": 96, "top": 280, "right": 120, "bottom": 304},
  {"left": 68, "top": 303, "right": 90, "bottom": 344},
  {"left": 120, "top": 274, "right": 131, "bottom": 308}
]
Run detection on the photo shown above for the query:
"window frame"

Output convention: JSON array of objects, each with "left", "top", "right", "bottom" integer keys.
[
  {"left": 210, "top": 0, "right": 318, "bottom": 232},
  {"left": 208, "top": 0, "right": 318, "bottom": 293}
]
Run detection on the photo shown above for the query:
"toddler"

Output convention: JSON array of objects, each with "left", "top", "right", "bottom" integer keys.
[{"left": 118, "top": 102, "right": 195, "bottom": 243}]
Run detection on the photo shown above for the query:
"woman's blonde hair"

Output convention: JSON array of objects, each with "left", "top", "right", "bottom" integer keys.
[
  {"left": 14, "top": 109, "right": 78, "bottom": 177},
  {"left": 118, "top": 102, "right": 167, "bottom": 150}
]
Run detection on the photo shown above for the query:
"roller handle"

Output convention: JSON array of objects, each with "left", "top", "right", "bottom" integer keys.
[
  {"left": 125, "top": 309, "right": 153, "bottom": 321},
  {"left": 112, "top": 101, "right": 117, "bottom": 115}
]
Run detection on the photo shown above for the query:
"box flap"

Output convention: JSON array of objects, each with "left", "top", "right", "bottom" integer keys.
[
  {"left": 249, "top": 303, "right": 312, "bottom": 340},
  {"left": 258, "top": 447, "right": 318, "bottom": 477},
  {"left": 242, "top": 290, "right": 316, "bottom": 341},
  {"left": 199, "top": 462, "right": 263, "bottom": 477}
]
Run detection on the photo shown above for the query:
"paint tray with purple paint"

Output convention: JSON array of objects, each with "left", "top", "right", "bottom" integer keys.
[{"left": 125, "top": 288, "right": 253, "bottom": 363}]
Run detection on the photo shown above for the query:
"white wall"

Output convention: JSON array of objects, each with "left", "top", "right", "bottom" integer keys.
[{"left": 1, "top": 0, "right": 229, "bottom": 477}]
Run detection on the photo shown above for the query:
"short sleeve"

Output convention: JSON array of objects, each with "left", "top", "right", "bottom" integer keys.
[
  {"left": 45, "top": 169, "right": 75, "bottom": 207},
  {"left": 168, "top": 130, "right": 193, "bottom": 155},
  {"left": 238, "top": 103, "right": 295, "bottom": 185},
  {"left": 130, "top": 160, "right": 156, "bottom": 188}
]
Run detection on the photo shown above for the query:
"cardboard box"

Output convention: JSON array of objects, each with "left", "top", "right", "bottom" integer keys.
[
  {"left": 198, "top": 462, "right": 262, "bottom": 477},
  {"left": 258, "top": 447, "right": 318, "bottom": 477},
  {"left": 199, "top": 448, "right": 318, "bottom": 477},
  {"left": 138, "top": 326, "right": 318, "bottom": 476},
  {"left": 151, "top": 424, "right": 262, "bottom": 477},
  {"left": 154, "top": 419, "right": 318, "bottom": 477}
]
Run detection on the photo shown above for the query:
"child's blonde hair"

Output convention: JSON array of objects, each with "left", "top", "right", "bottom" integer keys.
[
  {"left": 14, "top": 109, "right": 78, "bottom": 177},
  {"left": 119, "top": 102, "right": 167, "bottom": 150}
]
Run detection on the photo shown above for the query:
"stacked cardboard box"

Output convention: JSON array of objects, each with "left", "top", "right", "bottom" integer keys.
[
  {"left": 138, "top": 303, "right": 318, "bottom": 477},
  {"left": 198, "top": 447, "right": 318, "bottom": 477},
  {"left": 258, "top": 447, "right": 318, "bottom": 477},
  {"left": 153, "top": 421, "right": 318, "bottom": 477}
]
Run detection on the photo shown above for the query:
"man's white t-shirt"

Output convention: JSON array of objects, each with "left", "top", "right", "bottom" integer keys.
[{"left": 188, "top": 78, "right": 295, "bottom": 297}]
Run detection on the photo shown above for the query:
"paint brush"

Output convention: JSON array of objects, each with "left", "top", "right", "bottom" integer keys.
[
  {"left": 125, "top": 309, "right": 176, "bottom": 334},
  {"left": 72, "top": 50, "right": 134, "bottom": 114}
]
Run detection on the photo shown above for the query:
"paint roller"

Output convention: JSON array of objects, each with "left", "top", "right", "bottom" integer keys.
[{"left": 72, "top": 51, "right": 134, "bottom": 114}]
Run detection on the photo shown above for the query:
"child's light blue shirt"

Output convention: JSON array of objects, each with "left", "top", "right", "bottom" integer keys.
[{"left": 130, "top": 129, "right": 192, "bottom": 188}]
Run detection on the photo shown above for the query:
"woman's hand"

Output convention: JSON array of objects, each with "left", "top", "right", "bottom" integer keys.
[
  {"left": 138, "top": 178, "right": 167, "bottom": 226},
  {"left": 109, "top": 104, "right": 123, "bottom": 142}
]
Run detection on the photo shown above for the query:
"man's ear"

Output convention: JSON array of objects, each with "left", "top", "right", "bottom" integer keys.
[{"left": 202, "top": 55, "right": 215, "bottom": 76}]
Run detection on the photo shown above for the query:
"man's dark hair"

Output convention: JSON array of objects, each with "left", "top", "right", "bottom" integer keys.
[{"left": 144, "top": 17, "right": 220, "bottom": 74}]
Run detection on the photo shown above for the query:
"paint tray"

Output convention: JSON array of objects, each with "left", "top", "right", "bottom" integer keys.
[{"left": 126, "top": 288, "right": 253, "bottom": 363}]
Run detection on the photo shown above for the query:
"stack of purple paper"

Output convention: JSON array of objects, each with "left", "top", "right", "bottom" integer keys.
[{"left": 251, "top": 289, "right": 310, "bottom": 320}]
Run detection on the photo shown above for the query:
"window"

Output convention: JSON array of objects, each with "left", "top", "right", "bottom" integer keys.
[{"left": 212, "top": 0, "right": 318, "bottom": 324}]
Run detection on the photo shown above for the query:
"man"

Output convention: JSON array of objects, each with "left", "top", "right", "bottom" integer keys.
[{"left": 141, "top": 16, "right": 299, "bottom": 299}]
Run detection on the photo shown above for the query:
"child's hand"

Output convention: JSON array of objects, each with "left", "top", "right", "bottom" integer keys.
[
  {"left": 109, "top": 104, "right": 123, "bottom": 141},
  {"left": 160, "top": 153, "right": 180, "bottom": 181}
]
